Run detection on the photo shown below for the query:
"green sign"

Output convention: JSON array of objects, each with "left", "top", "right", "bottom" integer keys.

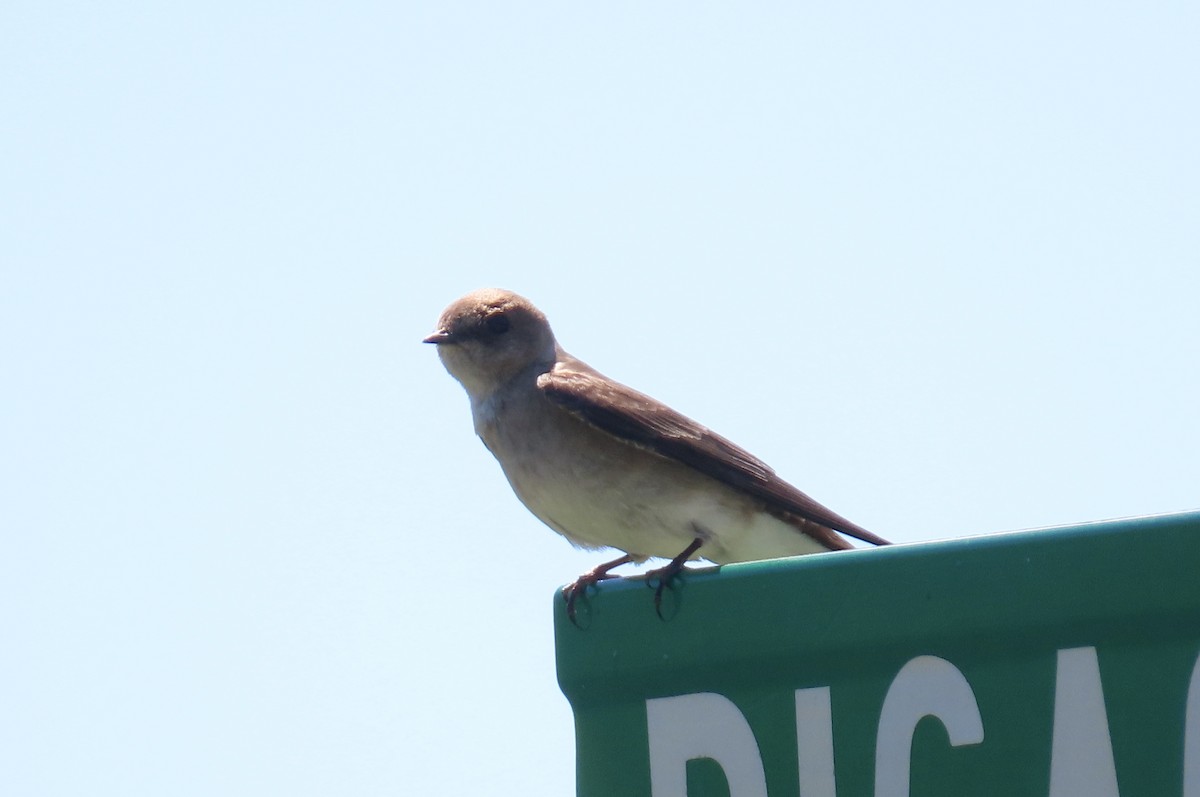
[{"left": 554, "top": 512, "right": 1200, "bottom": 796}]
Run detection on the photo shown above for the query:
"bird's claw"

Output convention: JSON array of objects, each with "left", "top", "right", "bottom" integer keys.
[
  {"left": 562, "top": 554, "right": 636, "bottom": 626},
  {"left": 643, "top": 537, "right": 703, "bottom": 619},
  {"left": 563, "top": 569, "right": 620, "bottom": 625},
  {"left": 645, "top": 562, "right": 686, "bottom": 619},
  {"left": 563, "top": 580, "right": 589, "bottom": 625}
]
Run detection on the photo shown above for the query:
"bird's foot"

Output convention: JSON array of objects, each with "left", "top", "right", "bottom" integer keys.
[
  {"left": 645, "top": 537, "right": 704, "bottom": 619},
  {"left": 644, "top": 562, "right": 687, "bottom": 619},
  {"left": 563, "top": 554, "right": 635, "bottom": 625}
]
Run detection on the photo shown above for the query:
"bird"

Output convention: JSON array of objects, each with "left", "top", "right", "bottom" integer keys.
[{"left": 424, "top": 288, "right": 887, "bottom": 619}]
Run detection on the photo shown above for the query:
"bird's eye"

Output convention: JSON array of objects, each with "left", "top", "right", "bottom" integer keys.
[{"left": 486, "top": 314, "right": 511, "bottom": 335}]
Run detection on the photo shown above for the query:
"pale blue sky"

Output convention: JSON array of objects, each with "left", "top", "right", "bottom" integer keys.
[{"left": 2, "top": 2, "right": 1198, "bottom": 795}]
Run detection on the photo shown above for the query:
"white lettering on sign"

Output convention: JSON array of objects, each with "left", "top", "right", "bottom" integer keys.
[
  {"left": 1184, "top": 651, "right": 1200, "bottom": 797},
  {"left": 874, "top": 655, "right": 985, "bottom": 797},
  {"left": 643, "top": 648, "right": 1200, "bottom": 796},
  {"left": 646, "top": 692, "right": 768, "bottom": 797},
  {"left": 795, "top": 687, "right": 837, "bottom": 797},
  {"left": 1048, "top": 647, "right": 1119, "bottom": 797}
]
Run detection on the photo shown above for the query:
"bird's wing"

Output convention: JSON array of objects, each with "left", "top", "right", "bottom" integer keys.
[{"left": 537, "top": 361, "right": 888, "bottom": 548}]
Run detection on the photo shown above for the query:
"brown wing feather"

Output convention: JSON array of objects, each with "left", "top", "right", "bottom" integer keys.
[{"left": 537, "top": 359, "right": 889, "bottom": 548}]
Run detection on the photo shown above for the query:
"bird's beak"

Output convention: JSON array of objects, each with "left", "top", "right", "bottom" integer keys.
[{"left": 423, "top": 329, "right": 455, "bottom": 345}]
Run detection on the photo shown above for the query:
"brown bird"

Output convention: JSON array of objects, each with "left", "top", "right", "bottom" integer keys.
[{"left": 425, "top": 288, "right": 887, "bottom": 618}]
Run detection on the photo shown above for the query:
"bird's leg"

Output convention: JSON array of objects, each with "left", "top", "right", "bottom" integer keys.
[
  {"left": 564, "top": 553, "right": 636, "bottom": 623},
  {"left": 645, "top": 537, "right": 704, "bottom": 618}
]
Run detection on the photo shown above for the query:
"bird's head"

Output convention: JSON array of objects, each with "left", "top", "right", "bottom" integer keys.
[{"left": 424, "top": 288, "right": 558, "bottom": 398}]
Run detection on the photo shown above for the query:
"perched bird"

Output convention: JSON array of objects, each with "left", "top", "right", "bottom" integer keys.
[{"left": 424, "top": 288, "right": 887, "bottom": 618}]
